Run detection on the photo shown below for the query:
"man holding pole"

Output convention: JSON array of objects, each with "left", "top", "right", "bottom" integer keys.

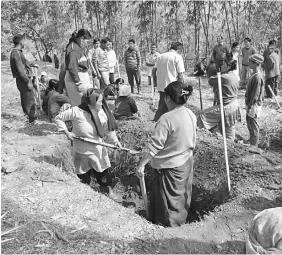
[{"left": 10, "top": 34, "right": 38, "bottom": 123}]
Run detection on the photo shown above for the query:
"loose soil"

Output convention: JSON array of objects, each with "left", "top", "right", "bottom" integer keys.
[{"left": 1, "top": 61, "right": 282, "bottom": 254}]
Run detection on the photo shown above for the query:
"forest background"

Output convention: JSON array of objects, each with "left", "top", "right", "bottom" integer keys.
[{"left": 1, "top": 0, "right": 282, "bottom": 71}]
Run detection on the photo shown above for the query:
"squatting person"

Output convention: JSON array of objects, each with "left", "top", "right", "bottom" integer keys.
[
  {"left": 54, "top": 88, "right": 122, "bottom": 201},
  {"left": 136, "top": 81, "right": 196, "bottom": 227}
]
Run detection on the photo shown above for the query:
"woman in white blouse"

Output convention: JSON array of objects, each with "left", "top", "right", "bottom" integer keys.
[{"left": 54, "top": 88, "right": 121, "bottom": 200}]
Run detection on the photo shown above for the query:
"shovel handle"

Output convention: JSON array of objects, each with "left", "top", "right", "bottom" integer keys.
[{"left": 139, "top": 176, "right": 149, "bottom": 218}]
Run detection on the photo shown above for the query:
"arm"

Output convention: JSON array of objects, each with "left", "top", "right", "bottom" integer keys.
[
  {"left": 176, "top": 56, "right": 185, "bottom": 83},
  {"left": 68, "top": 51, "right": 80, "bottom": 84},
  {"left": 55, "top": 94, "right": 71, "bottom": 104},
  {"left": 246, "top": 77, "right": 262, "bottom": 109},
  {"left": 130, "top": 98, "right": 138, "bottom": 114},
  {"left": 13, "top": 52, "right": 30, "bottom": 84}
]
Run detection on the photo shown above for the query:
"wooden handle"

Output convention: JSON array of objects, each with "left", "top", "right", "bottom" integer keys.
[
  {"left": 267, "top": 85, "right": 281, "bottom": 108},
  {"left": 139, "top": 176, "right": 149, "bottom": 218},
  {"left": 33, "top": 67, "right": 42, "bottom": 116}
]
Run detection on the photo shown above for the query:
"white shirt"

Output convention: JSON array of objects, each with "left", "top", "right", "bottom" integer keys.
[
  {"left": 154, "top": 50, "right": 185, "bottom": 92},
  {"left": 146, "top": 51, "right": 160, "bottom": 76},
  {"left": 107, "top": 49, "right": 117, "bottom": 73}
]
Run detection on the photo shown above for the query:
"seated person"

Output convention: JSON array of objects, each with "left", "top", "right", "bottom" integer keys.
[
  {"left": 193, "top": 58, "right": 206, "bottom": 76},
  {"left": 113, "top": 84, "right": 138, "bottom": 120},
  {"left": 114, "top": 78, "right": 124, "bottom": 96}
]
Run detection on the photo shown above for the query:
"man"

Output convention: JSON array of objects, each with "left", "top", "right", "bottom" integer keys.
[
  {"left": 88, "top": 38, "right": 101, "bottom": 89},
  {"left": 124, "top": 39, "right": 141, "bottom": 94},
  {"left": 152, "top": 42, "right": 185, "bottom": 121},
  {"left": 240, "top": 37, "right": 256, "bottom": 89},
  {"left": 245, "top": 54, "right": 264, "bottom": 147},
  {"left": 107, "top": 40, "right": 117, "bottom": 84},
  {"left": 93, "top": 37, "right": 110, "bottom": 90},
  {"left": 263, "top": 39, "right": 281, "bottom": 64},
  {"left": 197, "top": 60, "right": 241, "bottom": 141},
  {"left": 212, "top": 36, "right": 229, "bottom": 72},
  {"left": 264, "top": 40, "right": 280, "bottom": 98},
  {"left": 10, "top": 34, "right": 38, "bottom": 123},
  {"left": 146, "top": 43, "right": 160, "bottom": 86}
]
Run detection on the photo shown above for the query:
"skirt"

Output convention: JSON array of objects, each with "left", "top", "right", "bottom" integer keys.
[{"left": 65, "top": 71, "right": 92, "bottom": 106}]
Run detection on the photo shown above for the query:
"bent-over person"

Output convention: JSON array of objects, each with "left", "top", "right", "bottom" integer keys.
[
  {"left": 54, "top": 88, "right": 121, "bottom": 201},
  {"left": 136, "top": 81, "right": 196, "bottom": 227}
]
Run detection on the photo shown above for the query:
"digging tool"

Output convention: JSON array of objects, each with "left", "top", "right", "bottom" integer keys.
[
  {"left": 217, "top": 69, "right": 231, "bottom": 193},
  {"left": 74, "top": 136, "right": 140, "bottom": 155},
  {"left": 139, "top": 175, "right": 149, "bottom": 218},
  {"left": 117, "top": 59, "right": 121, "bottom": 79},
  {"left": 198, "top": 76, "right": 203, "bottom": 110},
  {"left": 267, "top": 85, "right": 281, "bottom": 109},
  {"left": 33, "top": 67, "right": 42, "bottom": 118}
]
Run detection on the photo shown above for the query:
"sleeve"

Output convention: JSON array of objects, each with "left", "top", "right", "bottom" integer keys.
[
  {"left": 54, "top": 107, "right": 77, "bottom": 132},
  {"left": 147, "top": 121, "right": 169, "bottom": 156},
  {"left": 208, "top": 77, "right": 218, "bottom": 87},
  {"left": 68, "top": 50, "right": 80, "bottom": 83},
  {"left": 14, "top": 52, "right": 29, "bottom": 84},
  {"left": 247, "top": 77, "right": 262, "bottom": 107},
  {"left": 265, "top": 56, "right": 274, "bottom": 70},
  {"left": 130, "top": 98, "right": 138, "bottom": 114},
  {"left": 55, "top": 94, "right": 71, "bottom": 104},
  {"left": 137, "top": 50, "right": 141, "bottom": 67},
  {"left": 154, "top": 58, "right": 159, "bottom": 69},
  {"left": 252, "top": 47, "right": 256, "bottom": 54},
  {"left": 176, "top": 55, "right": 185, "bottom": 73}
]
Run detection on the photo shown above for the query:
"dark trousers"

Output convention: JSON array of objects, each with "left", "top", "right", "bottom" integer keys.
[
  {"left": 16, "top": 79, "right": 36, "bottom": 122},
  {"left": 153, "top": 91, "right": 168, "bottom": 121},
  {"left": 126, "top": 68, "right": 141, "bottom": 92},
  {"left": 148, "top": 76, "right": 152, "bottom": 86},
  {"left": 246, "top": 115, "right": 259, "bottom": 146},
  {"left": 109, "top": 73, "right": 115, "bottom": 84},
  {"left": 265, "top": 76, "right": 278, "bottom": 97},
  {"left": 77, "top": 169, "right": 111, "bottom": 187}
]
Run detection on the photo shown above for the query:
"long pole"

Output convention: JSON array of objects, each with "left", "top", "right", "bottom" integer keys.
[
  {"left": 198, "top": 76, "right": 203, "bottom": 110},
  {"left": 217, "top": 71, "right": 231, "bottom": 192},
  {"left": 33, "top": 67, "right": 42, "bottom": 118},
  {"left": 139, "top": 176, "right": 149, "bottom": 218},
  {"left": 267, "top": 85, "right": 281, "bottom": 109}
]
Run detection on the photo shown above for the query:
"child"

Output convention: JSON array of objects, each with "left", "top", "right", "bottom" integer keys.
[
  {"left": 113, "top": 84, "right": 138, "bottom": 120},
  {"left": 245, "top": 54, "right": 264, "bottom": 147}
]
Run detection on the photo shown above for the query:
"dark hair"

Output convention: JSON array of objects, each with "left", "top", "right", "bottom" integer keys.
[
  {"left": 244, "top": 37, "right": 251, "bottom": 43},
  {"left": 101, "top": 37, "right": 110, "bottom": 44},
  {"left": 217, "top": 35, "right": 223, "bottom": 40},
  {"left": 269, "top": 40, "right": 276, "bottom": 46},
  {"left": 229, "top": 60, "right": 237, "bottom": 71},
  {"left": 164, "top": 81, "right": 193, "bottom": 105},
  {"left": 93, "top": 38, "right": 100, "bottom": 44},
  {"left": 48, "top": 79, "right": 59, "bottom": 91},
  {"left": 151, "top": 43, "right": 156, "bottom": 47},
  {"left": 115, "top": 78, "right": 124, "bottom": 84},
  {"left": 13, "top": 34, "right": 24, "bottom": 46},
  {"left": 128, "top": 39, "right": 135, "bottom": 44},
  {"left": 170, "top": 42, "right": 183, "bottom": 51},
  {"left": 68, "top": 31, "right": 77, "bottom": 44},
  {"left": 76, "top": 29, "right": 91, "bottom": 39},
  {"left": 232, "top": 42, "right": 239, "bottom": 48}
]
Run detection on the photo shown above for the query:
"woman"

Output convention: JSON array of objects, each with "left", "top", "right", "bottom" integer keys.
[
  {"left": 230, "top": 42, "right": 240, "bottom": 80},
  {"left": 197, "top": 60, "right": 241, "bottom": 141},
  {"left": 54, "top": 88, "right": 121, "bottom": 200},
  {"left": 136, "top": 81, "right": 197, "bottom": 227},
  {"left": 65, "top": 29, "right": 93, "bottom": 106},
  {"left": 88, "top": 38, "right": 101, "bottom": 89}
]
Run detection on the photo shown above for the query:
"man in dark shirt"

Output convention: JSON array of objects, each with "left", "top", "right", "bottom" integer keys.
[
  {"left": 212, "top": 36, "right": 229, "bottom": 72},
  {"left": 10, "top": 34, "right": 38, "bottom": 123}
]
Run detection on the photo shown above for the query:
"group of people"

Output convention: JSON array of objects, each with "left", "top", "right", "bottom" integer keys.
[{"left": 9, "top": 28, "right": 280, "bottom": 232}]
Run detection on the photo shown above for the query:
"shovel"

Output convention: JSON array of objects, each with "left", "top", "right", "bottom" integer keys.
[
  {"left": 74, "top": 136, "right": 141, "bottom": 155},
  {"left": 139, "top": 175, "right": 149, "bottom": 218}
]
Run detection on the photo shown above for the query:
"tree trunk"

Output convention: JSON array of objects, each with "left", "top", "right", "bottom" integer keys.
[
  {"left": 228, "top": 1, "right": 237, "bottom": 40},
  {"left": 224, "top": 2, "right": 232, "bottom": 45}
]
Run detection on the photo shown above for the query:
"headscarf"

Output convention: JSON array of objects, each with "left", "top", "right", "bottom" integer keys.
[
  {"left": 78, "top": 88, "right": 118, "bottom": 138},
  {"left": 119, "top": 85, "right": 131, "bottom": 97}
]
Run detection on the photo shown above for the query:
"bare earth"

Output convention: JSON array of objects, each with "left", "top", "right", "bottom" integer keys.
[{"left": 1, "top": 61, "right": 282, "bottom": 254}]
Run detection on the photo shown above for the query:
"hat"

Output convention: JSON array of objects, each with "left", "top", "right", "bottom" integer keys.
[
  {"left": 13, "top": 34, "right": 24, "bottom": 45},
  {"left": 249, "top": 54, "right": 264, "bottom": 64},
  {"left": 41, "top": 72, "right": 47, "bottom": 76},
  {"left": 119, "top": 85, "right": 131, "bottom": 97}
]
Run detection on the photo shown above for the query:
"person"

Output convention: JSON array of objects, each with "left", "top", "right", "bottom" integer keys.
[
  {"left": 10, "top": 34, "right": 38, "bottom": 123},
  {"left": 246, "top": 207, "right": 282, "bottom": 254},
  {"left": 146, "top": 43, "right": 160, "bottom": 86},
  {"left": 113, "top": 84, "right": 138, "bottom": 120},
  {"left": 230, "top": 42, "right": 240, "bottom": 80},
  {"left": 263, "top": 41, "right": 280, "bottom": 98},
  {"left": 197, "top": 60, "right": 241, "bottom": 141},
  {"left": 88, "top": 38, "right": 101, "bottom": 89},
  {"left": 212, "top": 35, "right": 229, "bottom": 72},
  {"left": 114, "top": 78, "right": 124, "bottom": 96},
  {"left": 263, "top": 39, "right": 281, "bottom": 64},
  {"left": 124, "top": 39, "right": 141, "bottom": 94},
  {"left": 152, "top": 42, "right": 185, "bottom": 121},
  {"left": 93, "top": 37, "right": 110, "bottom": 90},
  {"left": 136, "top": 81, "right": 196, "bottom": 227},
  {"left": 65, "top": 29, "right": 93, "bottom": 106},
  {"left": 54, "top": 88, "right": 122, "bottom": 201},
  {"left": 193, "top": 58, "right": 207, "bottom": 76},
  {"left": 240, "top": 37, "right": 256, "bottom": 89},
  {"left": 245, "top": 54, "right": 265, "bottom": 147},
  {"left": 107, "top": 39, "right": 117, "bottom": 84},
  {"left": 45, "top": 79, "right": 71, "bottom": 122},
  {"left": 206, "top": 60, "right": 219, "bottom": 106}
]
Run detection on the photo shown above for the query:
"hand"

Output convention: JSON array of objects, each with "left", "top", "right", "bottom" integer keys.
[
  {"left": 27, "top": 80, "right": 33, "bottom": 91},
  {"left": 97, "top": 73, "right": 101, "bottom": 79},
  {"left": 75, "top": 82, "right": 82, "bottom": 91},
  {"left": 136, "top": 164, "right": 145, "bottom": 179},
  {"left": 65, "top": 131, "right": 76, "bottom": 141},
  {"left": 114, "top": 140, "right": 122, "bottom": 148}
]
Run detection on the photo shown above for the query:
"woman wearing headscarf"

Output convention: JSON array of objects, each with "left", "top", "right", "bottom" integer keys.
[
  {"left": 136, "top": 81, "right": 197, "bottom": 227},
  {"left": 65, "top": 29, "right": 93, "bottom": 106},
  {"left": 54, "top": 88, "right": 121, "bottom": 200}
]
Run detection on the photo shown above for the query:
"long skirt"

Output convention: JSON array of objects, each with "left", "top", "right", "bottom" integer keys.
[
  {"left": 65, "top": 71, "right": 92, "bottom": 106},
  {"left": 149, "top": 156, "right": 194, "bottom": 227}
]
